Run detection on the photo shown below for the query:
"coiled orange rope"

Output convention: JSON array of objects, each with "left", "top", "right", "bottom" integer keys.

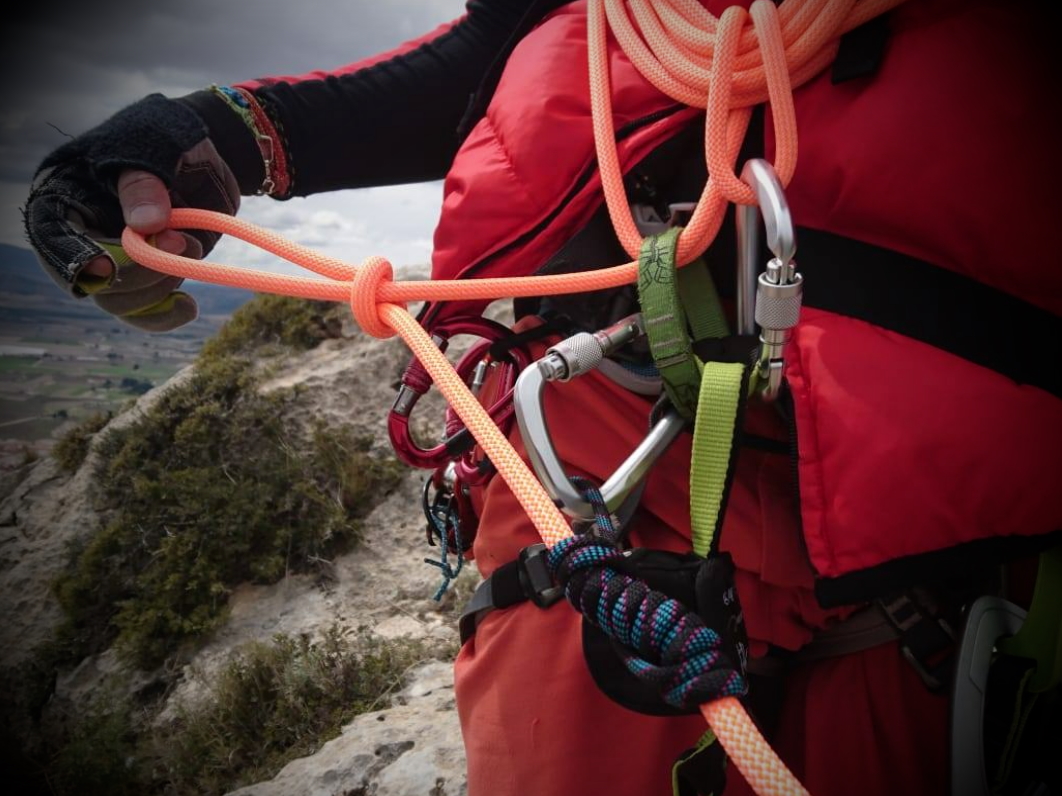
[{"left": 125, "top": 2, "right": 908, "bottom": 793}]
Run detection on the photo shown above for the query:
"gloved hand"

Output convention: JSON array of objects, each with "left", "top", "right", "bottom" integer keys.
[{"left": 24, "top": 93, "right": 242, "bottom": 332}]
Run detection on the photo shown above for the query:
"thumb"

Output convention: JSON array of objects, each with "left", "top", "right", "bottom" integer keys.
[{"left": 117, "top": 170, "right": 172, "bottom": 234}]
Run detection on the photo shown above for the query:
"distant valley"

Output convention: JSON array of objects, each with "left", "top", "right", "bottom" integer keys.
[{"left": 0, "top": 243, "right": 251, "bottom": 454}]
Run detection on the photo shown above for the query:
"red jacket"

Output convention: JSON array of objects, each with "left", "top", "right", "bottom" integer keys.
[
  {"left": 440, "top": 3, "right": 1060, "bottom": 794},
  {"left": 429, "top": 0, "right": 1062, "bottom": 596}
]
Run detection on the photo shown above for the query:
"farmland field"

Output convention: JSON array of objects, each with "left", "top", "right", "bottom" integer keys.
[{"left": 0, "top": 243, "right": 248, "bottom": 451}]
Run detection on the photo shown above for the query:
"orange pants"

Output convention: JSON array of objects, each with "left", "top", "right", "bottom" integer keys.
[{"left": 455, "top": 333, "right": 949, "bottom": 795}]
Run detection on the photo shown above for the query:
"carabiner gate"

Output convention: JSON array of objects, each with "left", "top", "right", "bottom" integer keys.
[{"left": 513, "top": 314, "right": 686, "bottom": 521}]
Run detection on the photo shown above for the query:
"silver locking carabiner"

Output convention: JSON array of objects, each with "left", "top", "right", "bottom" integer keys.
[
  {"left": 513, "top": 314, "right": 687, "bottom": 521},
  {"left": 735, "top": 159, "right": 803, "bottom": 401}
]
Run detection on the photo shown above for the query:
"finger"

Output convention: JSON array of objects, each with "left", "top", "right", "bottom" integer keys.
[
  {"left": 120, "top": 292, "right": 199, "bottom": 333},
  {"left": 154, "top": 229, "right": 188, "bottom": 255},
  {"left": 82, "top": 255, "right": 115, "bottom": 279},
  {"left": 94, "top": 272, "right": 183, "bottom": 312},
  {"left": 117, "top": 170, "right": 172, "bottom": 233},
  {"left": 179, "top": 232, "right": 204, "bottom": 260}
]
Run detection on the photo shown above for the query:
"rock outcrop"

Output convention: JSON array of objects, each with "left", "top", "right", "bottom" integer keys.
[
  {"left": 0, "top": 306, "right": 486, "bottom": 795},
  {"left": 228, "top": 661, "right": 465, "bottom": 796}
]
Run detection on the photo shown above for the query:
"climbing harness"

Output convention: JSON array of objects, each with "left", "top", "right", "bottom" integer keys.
[{"left": 125, "top": 183, "right": 807, "bottom": 796}]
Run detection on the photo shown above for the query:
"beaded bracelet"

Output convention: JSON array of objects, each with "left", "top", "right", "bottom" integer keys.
[{"left": 211, "top": 84, "right": 291, "bottom": 197}]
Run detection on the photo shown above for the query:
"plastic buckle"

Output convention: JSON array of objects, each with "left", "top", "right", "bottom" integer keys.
[
  {"left": 879, "top": 593, "right": 957, "bottom": 691},
  {"left": 518, "top": 543, "right": 564, "bottom": 608}
]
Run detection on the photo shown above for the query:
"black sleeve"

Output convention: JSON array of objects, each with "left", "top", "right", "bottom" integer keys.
[{"left": 181, "top": 0, "right": 571, "bottom": 198}]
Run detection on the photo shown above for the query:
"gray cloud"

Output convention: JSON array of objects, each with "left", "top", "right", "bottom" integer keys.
[
  {"left": 1, "top": 0, "right": 461, "bottom": 183},
  {"left": 0, "top": 0, "right": 461, "bottom": 257}
]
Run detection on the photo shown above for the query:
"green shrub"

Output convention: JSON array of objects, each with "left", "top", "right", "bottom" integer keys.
[
  {"left": 152, "top": 629, "right": 430, "bottom": 794},
  {"left": 51, "top": 299, "right": 403, "bottom": 669},
  {"left": 201, "top": 294, "right": 344, "bottom": 362},
  {"left": 50, "top": 699, "right": 141, "bottom": 796},
  {"left": 52, "top": 411, "right": 111, "bottom": 472},
  {"left": 27, "top": 630, "right": 434, "bottom": 796}
]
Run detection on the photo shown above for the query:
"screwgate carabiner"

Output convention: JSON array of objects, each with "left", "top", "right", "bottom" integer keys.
[{"left": 735, "top": 159, "right": 803, "bottom": 402}]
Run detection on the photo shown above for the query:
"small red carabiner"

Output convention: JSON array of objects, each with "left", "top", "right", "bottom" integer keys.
[{"left": 387, "top": 316, "right": 525, "bottom": 470}]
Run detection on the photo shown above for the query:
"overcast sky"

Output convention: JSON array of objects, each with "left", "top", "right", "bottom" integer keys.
[{"left": 0, "top": 0, "right": 463, "bottom": 277}]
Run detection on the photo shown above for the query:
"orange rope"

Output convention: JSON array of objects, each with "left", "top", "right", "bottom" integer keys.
[
  {"left": 589, "top": 0, "right": 906, "bottom": 262},
  {"left": 123, "top": 2, "right": 909, "bottom": 794},
  {"left": 123, "top": 218, "right": 578, "bottom": 548}
]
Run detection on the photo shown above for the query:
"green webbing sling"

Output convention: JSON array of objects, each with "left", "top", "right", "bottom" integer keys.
[
  {"left": 689, "top": 359, "right": 745, "bottom": 556},
  {"left": 982, "top": 545, "right": 1062, "bottom": 793},
  {"left": 637, "top": 230, "right": 746, "bottom": 557},
  {"left": 999, "top": 544, "right": 1062, "bottom": 694},
  {"left": 672, "top": 729, "right": 726, "bottom": 796},
  {"left": 638, "top": 229, "right": 728, "bottom": 420}
]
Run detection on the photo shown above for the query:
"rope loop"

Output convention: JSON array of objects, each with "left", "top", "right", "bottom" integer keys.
[
  {"left": 350, "top": 255, "right": 400, "bottom": 338},
  {"left": 547, "top": 534, "right": 747, "bottom": 709},
  {"left": 707, "top": 1, "right": 799, "bottom": 206}
]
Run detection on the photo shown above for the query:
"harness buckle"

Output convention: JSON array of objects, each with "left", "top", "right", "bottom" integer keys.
[
  {"left": 518, "top": 543, "right": 564, "bottom": 608},
  {"left": 631, "top": 202, "right": 698, "bottom": 236},
  {"left": 877, "top": 592, "right": 958, "bottom": 692}
]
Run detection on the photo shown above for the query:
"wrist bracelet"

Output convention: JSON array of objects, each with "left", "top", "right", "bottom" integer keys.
[{"left": 211, "top": 85, "right": 291, "bottom": 197}]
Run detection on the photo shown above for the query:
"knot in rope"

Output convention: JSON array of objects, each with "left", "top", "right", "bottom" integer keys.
[
  {"left": 547, "top": 534, "right": 747, "bottom": 709},
  {"left": 350, "top": 255, "right": 400, "bottom": 338}
]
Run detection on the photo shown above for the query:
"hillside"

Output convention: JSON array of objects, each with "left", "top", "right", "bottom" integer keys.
[
  {"left": 0, "top": 243, "right": 250, "bottom": 313},
  {"left": 0, "top": 292, "right": 471, "bottom": 795}
]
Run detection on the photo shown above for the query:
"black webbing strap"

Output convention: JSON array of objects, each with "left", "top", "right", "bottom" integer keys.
[
  {"left": 797, "top": 227, "right": 1061, "bottom": 399},
  {"left": 458, "top": 543, "right": 562, "bottom": 643}
]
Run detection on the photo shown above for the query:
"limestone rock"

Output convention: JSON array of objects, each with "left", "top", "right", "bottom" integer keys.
[{"left": 225, "top": 661, "right": 466, "bottom": 796}]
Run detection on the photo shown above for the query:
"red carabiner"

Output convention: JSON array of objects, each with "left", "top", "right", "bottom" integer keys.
[
  {"left": 448, "top": 339, "right": 529, "bottom": 485},
  {"left": 388, "top": 317, "right": 525, "bottom": 470}
]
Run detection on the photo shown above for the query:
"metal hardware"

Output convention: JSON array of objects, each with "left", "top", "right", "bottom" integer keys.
[
  {"left": 389, "top": 319, "right": 526, "bottom": 470},
  {"left": 422, "top": 462, "right": 458, "bottom": 548},
  {"left": 736, "top": 159, "right": 803, "bottom": 401},
  {"left": 950, "top": 596, "right": 1027, "bottom": 796},
  {"left": 878, "top": 592, "right": 958, "bottom": 692},
  {"left": 514, "top": 314, "right": 686, "bottom": 520},
  {"left": 631, "top": 202, "right": 698, "bottom": 236}
]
